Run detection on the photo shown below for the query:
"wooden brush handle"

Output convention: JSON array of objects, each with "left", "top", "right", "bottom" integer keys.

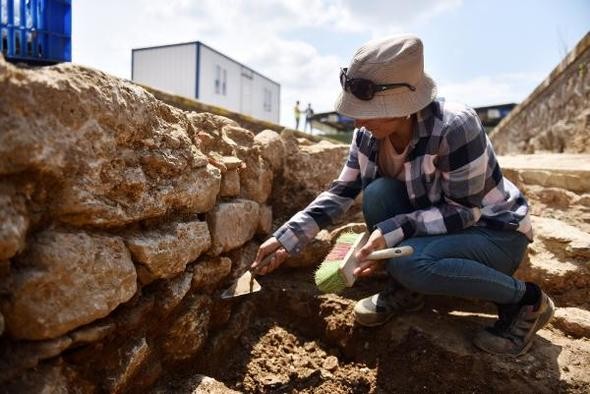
[{"left": 366, "top": 246, "right": 414, "bottom": 260}]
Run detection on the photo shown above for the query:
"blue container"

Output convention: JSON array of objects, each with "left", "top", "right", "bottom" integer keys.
[{"left": 0, "top": 0, "right": 71, "bottom": 64}]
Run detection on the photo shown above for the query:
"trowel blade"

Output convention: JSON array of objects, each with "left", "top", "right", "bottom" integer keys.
[{"left": 220, "top": 270, "right": 262, "bottom": 299}]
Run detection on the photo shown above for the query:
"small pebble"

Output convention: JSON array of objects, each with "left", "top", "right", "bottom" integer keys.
[{"left": 322, "top": 355, "right": 339, "bottom": 372}]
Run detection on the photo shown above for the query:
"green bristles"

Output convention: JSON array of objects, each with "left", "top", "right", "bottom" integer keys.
[
  {"left": 315, "top": 231, "right": 363, "bottom": 294},
  {"left": 314, "top": 260, "right": 347, "bottom": 294}
]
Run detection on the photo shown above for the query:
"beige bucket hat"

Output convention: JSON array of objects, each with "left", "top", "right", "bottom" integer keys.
[{"left": 334, "top": 34, "right": 437, "bottom": 119}]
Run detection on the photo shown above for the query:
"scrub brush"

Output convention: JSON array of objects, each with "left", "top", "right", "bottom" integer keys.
[{"left": 314, "top": 231, "right": 413, "bottom": 294}]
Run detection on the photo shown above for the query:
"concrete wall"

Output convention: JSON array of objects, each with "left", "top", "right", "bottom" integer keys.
[{"left": 490, "top": 33, "right": 590, "bottom": 154}]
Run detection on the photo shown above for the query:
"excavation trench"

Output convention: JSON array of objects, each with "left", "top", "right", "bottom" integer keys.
[{"left": 154, "top": 268, "right": 588, "bottom": 394}]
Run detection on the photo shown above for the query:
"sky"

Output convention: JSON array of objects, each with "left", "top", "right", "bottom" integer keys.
[{"left": 72, "top": 0, "right": 589, "bottom": 128}]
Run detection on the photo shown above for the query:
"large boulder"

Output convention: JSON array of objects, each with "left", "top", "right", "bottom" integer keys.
[
  {"left": 207, "top": 200, "right": 260, "bottom": 255},
  {"left": 272, "top": 136, "right": 348, "bottom": 220},
  {"left": 125, "top": 220, "right": 211, "bottom": 280},
  {"left": 192, "top": 257, "right": 233, "bottom": 293},
  {"left": 0, "top": 56, "right": 222, "bottom": 228},
  {"left": 0, "top": 335, "right": 72, "bottom": 382},
  {"left": 152, "top": 271, "right": 194, "bottom": 317},
  {"left": 1, "top": 230, "right": 137, "bottom": 340},
  {"left": 2, "top": 362, "right": 91, "bottom": 394},
  {"left": 102, "top": 337, "right": 153, "bottom": 394},
  {"left": 0, "top": 185, "right": 29, "bottom": 260},
  {"left": 254, "top": 129, "right": 286, "bottom": 171},
  {"left": 151, "top": 374, "right": 241, "bottom": 394},
  {"left": 161, "top": 294, "right": 212, "bottom": 362}
]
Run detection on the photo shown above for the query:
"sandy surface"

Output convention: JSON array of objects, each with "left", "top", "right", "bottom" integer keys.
[{"left": 498, "top": 154, "right": 590, "bottom": 172}]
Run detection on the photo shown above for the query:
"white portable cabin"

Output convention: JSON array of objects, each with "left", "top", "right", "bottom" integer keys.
[{"left": 131, "top": 41, "right": 280, "bottom": 123}]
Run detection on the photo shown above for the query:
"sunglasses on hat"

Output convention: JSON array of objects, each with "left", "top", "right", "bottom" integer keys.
[{"left": 339, "top": 68, "right": 416, "bottom": 101}]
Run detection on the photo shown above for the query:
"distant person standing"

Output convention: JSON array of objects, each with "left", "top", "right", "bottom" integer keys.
[
  {"left": 294, "top": 101, "right": 302, "bottom": 130},
  {"left": 305, "top": 103, "right": 314, "bottom": 132}
]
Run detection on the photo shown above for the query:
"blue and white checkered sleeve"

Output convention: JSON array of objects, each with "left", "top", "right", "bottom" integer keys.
[{"left": 273, "top": 130, "right": 363, "bottom": 255}]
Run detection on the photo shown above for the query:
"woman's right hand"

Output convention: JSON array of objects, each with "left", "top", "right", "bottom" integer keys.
[{"left": 252, "top": 237, "right": 289, "bottom": 275}]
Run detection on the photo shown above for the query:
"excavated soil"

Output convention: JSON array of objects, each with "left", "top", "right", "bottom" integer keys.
[
  {"left": 153, "top": 165, "right": 590, "bottom": 393},
  {"left": 158, "top": 271, "right": 590, "bottom": 393}
]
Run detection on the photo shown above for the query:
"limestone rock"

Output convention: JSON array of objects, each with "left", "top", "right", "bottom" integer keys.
[
  {"left": 221, "top": 156, "right": 243, "bottom": 170},
  {"left": 162, "top": 295, "right": 212, "bottom": 361},
  {"left": 103, "top": 337, "right": 151, "bottom": 394},
  {"left": 322, "top": 355, "right": 339, "bottom": 372},
  {"left": 125, "top": 220, "right": 211, "bottom": 279},
  {"left": 69, "top": 321, "right": 116, "bottom": 347},
  {"left": 187, "top": 113, "right": 240, "bottom": 157},
  {"left": 113, "top": 294, "right": 155, "bottom": 334},
  {"left": 0, "top": 57, "right": 222, "bottom": 228},
  {"left": 515, "top": 216, "right": 590, "bottom": 305},
  {"left": 208, "top": 200, "right": 260, "bottom": 255},
  {"left": 223, "top": 125, "right": 255, "bottom": 148},
  {"left": 532, "top": 216, "right": 590, "bottom": 260},
  {"left": 284, "top": 230, "right": 332, "bottom": 268},
  {"left": 0, "top": 336, "right": 72, "bottom": 382},
  {"left": 152, "top": 271, "right": 194, "bottom": 317},
  {"left": 151, "top": 374, "right": 240, "bottom": 394},
  {"left": 56, "top": 164, "right": 221, "bottom": 227},
  {"left": 254, "top": 129, "right": 286, "bottom": 170},
  {"left": 221, "top": 126, "right": 273, "bottom": 204},
  {"left": 239, "top": 153, "right": 273, "bottom": 203},
  {"left": 133, "top": 358, "right": 163, "bottom": 394},
  {"left": 2, "top": 230, "right": 137, "bottom": 340},
  {"left": 498, "top": 154, "right": 590, "bottom": 194},
  {"left": 272, "top": 140, "right": 348, "bottom": 219},
  {"left": 0, "top": 190, "right": 29, "bottom": 260},
  {"left": 553, "top": 307, "right": 590, "bottom": 338},
  {"left": 220, "top": 169, "right": 240, "bottom": 197},
  {"left": 489, "top": 36, "right": 590, "bottom": 155},
  {"left": 257, "top": 204, "right": 273, "bottom": 235},
  {"left": 192, "top": 257, "right": 232, "bottom": 292},
  {"left": 1, "top": 362, "right": 88, "bottom": 394}
]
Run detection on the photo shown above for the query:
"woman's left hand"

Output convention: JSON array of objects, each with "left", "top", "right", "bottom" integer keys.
[{"left": 353, "top": 229, "right": 387, "bottom": 277}]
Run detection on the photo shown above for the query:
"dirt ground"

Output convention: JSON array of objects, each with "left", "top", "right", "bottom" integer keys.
[
  {"left": 156, "top": 270, "right": 590, "bottom": 393},
  {"left": 152, "top": 155, "right": 590, "bottom": 394}
]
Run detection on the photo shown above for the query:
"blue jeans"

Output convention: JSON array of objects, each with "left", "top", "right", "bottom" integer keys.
[{"left": 363, "top": 177, "right": 529, "bottom": 304}]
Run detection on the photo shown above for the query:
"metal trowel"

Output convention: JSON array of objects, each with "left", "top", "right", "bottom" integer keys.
[{"left": 220, "top": 254, "right": 272, "bottom": 299}]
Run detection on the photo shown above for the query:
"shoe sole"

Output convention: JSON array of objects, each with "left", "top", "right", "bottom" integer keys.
[{"left": 354, "top": 300, "right": 425, "bottom": 328}]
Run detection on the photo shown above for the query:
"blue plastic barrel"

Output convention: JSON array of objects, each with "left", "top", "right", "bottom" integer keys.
[{"left": 0, "top": 0, "right": 71, "bottom": 64}]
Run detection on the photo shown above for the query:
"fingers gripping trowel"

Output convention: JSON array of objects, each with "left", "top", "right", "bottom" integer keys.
[{"left": 220, "top": 254, "right": 273, "bottom": 299}]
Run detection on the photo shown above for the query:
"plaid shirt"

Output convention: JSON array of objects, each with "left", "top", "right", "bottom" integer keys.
[{"left": 274, "top": 98, "right": 532, "bottom": 255}]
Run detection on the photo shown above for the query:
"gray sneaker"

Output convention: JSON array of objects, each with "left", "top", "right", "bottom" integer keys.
[
  {"left": 473, "top": 292, "right": 555, "bottom": 356},
  {"left": 354, "top": 286, "right": 424, "bottom": 327}
]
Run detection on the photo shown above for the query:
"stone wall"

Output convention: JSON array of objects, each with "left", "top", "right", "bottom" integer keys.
[
  {"left": 143, "top": 84, "right": 325, "bottom": 143},
  {"left": 0, "top": 56, "right": 348, "bottom": 392},
  {"left": 489, "top": 32, "right": 590, "bottom": 154}
]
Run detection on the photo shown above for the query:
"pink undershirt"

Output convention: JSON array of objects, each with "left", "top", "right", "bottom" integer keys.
[{"left": 378, "top": 136, "right": 408, "bottom": 180}]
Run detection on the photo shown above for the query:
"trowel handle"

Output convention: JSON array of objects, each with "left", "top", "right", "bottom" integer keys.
[
  {"left": 251, "top": 253, "right": 274, "bottom": 275},
  {"left": 366, "top": 246, "right": 414, "bottom": 260}
]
